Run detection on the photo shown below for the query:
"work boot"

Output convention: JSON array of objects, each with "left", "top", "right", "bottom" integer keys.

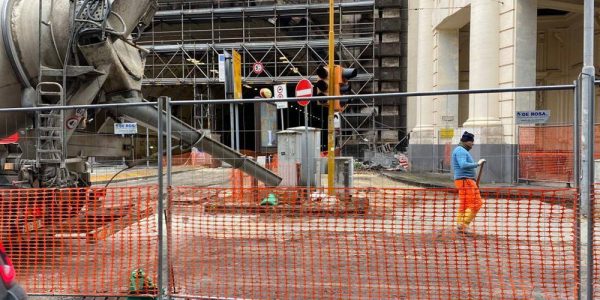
[
  {"left": 462, "top": 208, "right": 478, "bottom": 226},
  {"left": 456, "top": 211, "right": 465, "bottom": 225},
  {"left": 456, "top": 223, "right": 469, "bottom": 234}
]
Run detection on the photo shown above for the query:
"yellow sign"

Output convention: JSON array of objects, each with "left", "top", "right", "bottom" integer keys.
[
  {"left": 440, "top": 128, "right": 454, "bottom": 139},
  {"left": 232, "top": 50, "right": 242, "bottom": 99}
]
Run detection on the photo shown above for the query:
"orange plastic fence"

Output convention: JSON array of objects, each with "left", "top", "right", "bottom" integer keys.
[
  {"left": 0, "top": 186, "right": 158, "bottom": 297},
  {"left": 594, "top": 184, "right": 600, "bottom": 300},
  {"left": 171, "top": 187, "right": 577, "bottom": 299},
  {"left": 163, "top": 149, "right": 220, "bottom": 167},
  {"left": 518, "top": 125, "right": 600, "bottom": 182},
  {"left": 0, "top": 185, "right": 580, "bottom": 299},
  {"left": 519, "top": 125, "right": 574, "bottom": 182}
]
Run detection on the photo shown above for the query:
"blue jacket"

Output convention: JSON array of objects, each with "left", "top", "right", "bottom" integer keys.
[{"left": 451, "top": 145, "right": 478, "bottom": 179}]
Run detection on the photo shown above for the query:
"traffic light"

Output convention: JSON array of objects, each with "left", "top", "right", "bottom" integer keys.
[
  {"left": 333, "top": 65, "right": 358, "bottom": 111},
  {"left": 315, "top": 65, "right": 329, "bottom": 105}
]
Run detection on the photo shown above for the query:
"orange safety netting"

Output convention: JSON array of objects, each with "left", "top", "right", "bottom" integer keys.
[
  {"left": 0, "top": 185, "right": 579, "bottom": 298},
  {"left": 594, "top": 184, "right": 600, "bottom": 300},
  {"left": 0, "top": 186, "right": 158, "bottom": 297},
  {"left": 170, "top": 187, "right": 577, "bottom": 299},
  {"left": 518, "top": 126, "right": 574, "bottom": 183},
  {"left": 163, "top": 149, "right": 220, "bottom": 167},
  {"left": 518, "top": 125, "right": 600, "bottom": 183}
]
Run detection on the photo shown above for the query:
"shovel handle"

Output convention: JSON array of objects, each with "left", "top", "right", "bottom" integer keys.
[{"left": 476, "top": 161, "right": 486, "bottom": 187}]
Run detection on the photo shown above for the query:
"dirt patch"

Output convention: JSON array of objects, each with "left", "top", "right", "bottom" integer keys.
[{"left": 169, "top": 230, "right": 574, "bottom": 299}]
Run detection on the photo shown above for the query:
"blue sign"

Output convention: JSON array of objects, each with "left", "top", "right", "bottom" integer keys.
[{"left": 516, "top": 110, "right": 551, "bottom": 125}]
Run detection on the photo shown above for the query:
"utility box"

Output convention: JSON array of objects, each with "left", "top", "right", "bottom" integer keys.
[
  {"left": 277, "top": 126, "right": 321, "bottom": 187},
  {"left": 277, "top": 130, "right": 302, "bottom": 186}
]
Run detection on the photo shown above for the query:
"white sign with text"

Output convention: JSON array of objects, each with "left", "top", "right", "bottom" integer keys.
[
  {"left": 274, "top": 84, "right": 288, "bottom": 109},
  {"left": 114, "top": 123, "right": 138, "bottom": 135},
  {"left": 516, "top": 110, "right": 551, "bottom": 124}
]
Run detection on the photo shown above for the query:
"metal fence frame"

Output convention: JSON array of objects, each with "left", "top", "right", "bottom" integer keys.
[{"left": 0, "top": 84, "right": 595, "bottom": 299}]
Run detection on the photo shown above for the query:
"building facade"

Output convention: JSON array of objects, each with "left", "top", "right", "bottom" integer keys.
[{"left": 407, "top": 0, "right": 599, "bottom": 183}]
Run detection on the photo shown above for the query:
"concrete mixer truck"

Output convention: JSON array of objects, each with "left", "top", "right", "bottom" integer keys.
[
  {"left": 0, "top": 0, "right": 281, "bottom": 188},
  {"left": 0, "top": 0, "right": 281, "bottom": 241}
]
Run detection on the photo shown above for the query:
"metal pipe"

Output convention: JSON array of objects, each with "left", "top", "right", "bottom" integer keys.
[
  {"left": 0, "top": 85, "right": 581, "bottom": 114},
  {"left": 305, "top": 106, "right": 310, "bottom": 194},
  {"left": 146, "top": 127, "right": 150, "bottom": 168},
  {"left": 144, "top": 38, "right": 373, "bottom": 53},
  {"left": 235, "top": 104, "right": 240, "bottom": 151},
  {"left": 574, "top": 79, "right": 581, "bottom": 188},
  {"left": 169, "top": 85, "right": 578, "bottom": 105},
  {"left": 107, "top": 98, "right": 283, "bottom": 187},
  {"left": 154, "top": 2, "right": 374, "bottom": 19},
  {"left": 579, "top": 0, "right": 595, "bottom": 298},
  {"left": 584, "top": 0, "right": 594, "bottom": 68},
  {"left": 165, "top": 97, "right": 172, "bottom": 299},
  {"left": 144, "top": 75, "right": 374, "bottom": 85},
  {"left": 156, "top": 96, "right": 165, "bottom": 300}
]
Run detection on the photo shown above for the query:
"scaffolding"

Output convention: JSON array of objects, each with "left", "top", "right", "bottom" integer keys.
[{"left": 140, "top": 0, "right": 393, "bottom": 155}]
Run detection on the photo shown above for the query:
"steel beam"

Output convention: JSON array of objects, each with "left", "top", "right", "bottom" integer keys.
[
  {"left": 142, "top": 74, "right": 374, "bottom": 85},
  {"left": 143, "top": 38, "right": 373, "bottom": 53},
  {"left": 154, "top": 1, "right": 374, "bottom": 20}
]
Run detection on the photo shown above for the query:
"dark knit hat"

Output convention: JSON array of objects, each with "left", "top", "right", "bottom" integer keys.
[{"left": 461, "top": 131, "right": 474, "bottom": 142}]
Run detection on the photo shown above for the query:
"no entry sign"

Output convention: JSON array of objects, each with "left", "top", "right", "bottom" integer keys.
[{"left": 295, "top": 79, "right": 313, "bottom": 106}]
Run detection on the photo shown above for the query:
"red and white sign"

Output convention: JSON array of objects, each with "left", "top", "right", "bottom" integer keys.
[
  {"left": 274, "top": 84, "right": 288, "bottom": 109},
  {"left": 295, "top": 79, "right": 313, "bottom": 107},
  {"left": 252, "top": 62, "right": 264, "bottom": 75}
]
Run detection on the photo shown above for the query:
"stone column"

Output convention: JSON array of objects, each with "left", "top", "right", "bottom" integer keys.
[
  {"left": 514, "top": 0, "right": 537, "bottom": 112},
  {"left": 411, "top": 0, "right": 435, "bottom": 144},
  {"left": 436, "top": 29, "right": 460, "bottom": 128},
  {"left": 463, "top": 0, "right": 503, "bottom": 142}
]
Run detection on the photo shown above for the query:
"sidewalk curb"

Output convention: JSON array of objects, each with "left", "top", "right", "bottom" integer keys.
[
  {"left": 380, "top": 171, "right": 453, "bottom": 189},
  {"left": 380, "top": 171, "right": 576, "bottom": 203},
  {"left": 92, "top": 168, "right": 198, "bottom": 185}
]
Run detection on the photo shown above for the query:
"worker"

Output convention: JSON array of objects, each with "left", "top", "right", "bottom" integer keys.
[{"left": 451, "top": 131, "right": 486, "bottom": 233}]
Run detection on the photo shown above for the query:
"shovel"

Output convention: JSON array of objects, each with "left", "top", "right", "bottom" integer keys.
[{"left": 476, "top": 160, "right": 486, "bottom": 187}]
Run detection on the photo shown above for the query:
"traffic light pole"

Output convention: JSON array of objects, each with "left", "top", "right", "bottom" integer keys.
[{"left": 327, "top": 0, "right": 336, "bottom": 195}]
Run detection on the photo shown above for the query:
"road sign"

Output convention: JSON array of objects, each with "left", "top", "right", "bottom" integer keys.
[
  {"left": 439, "top": 128, "right": 454, "bottom": 139},
  {"left": 516, "top": 110, "right": 551, "bottom": 125},
  {"left": 295, "top": 79, "right": 313, "bottom": 107},
  {"left": 114, "top": 123, "right": 138, "bottom": 135},
  {"left": 274, "top": 84, "right": 288, "bottom": 109},
  {"left": 253, "top": 62, "right": 264, "bottom": 75}
]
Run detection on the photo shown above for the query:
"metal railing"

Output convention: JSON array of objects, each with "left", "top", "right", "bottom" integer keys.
[{"left": 0, "top": 85, "right": 595, "bottom": 298}]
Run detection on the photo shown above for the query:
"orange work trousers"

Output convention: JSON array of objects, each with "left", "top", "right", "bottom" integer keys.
[{"left": 454, "top": 178, "right": 484, "bottom": 226}]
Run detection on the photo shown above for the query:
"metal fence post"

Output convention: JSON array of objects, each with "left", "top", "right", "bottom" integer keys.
[
  {"left": 165, "top": 96, "right": 173, "bottom": 299},
  {"left": 579, "top": 1, "right": 595, "bottom": 299},
  {"left": 574, "top": 80, "right": 581, "bottom": 188},
  {"left": 304, "top": 106, "right": 310, "bottom": 196},
  {"left": 157, "top": 96, "right": 165, "bottom": 299}
]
